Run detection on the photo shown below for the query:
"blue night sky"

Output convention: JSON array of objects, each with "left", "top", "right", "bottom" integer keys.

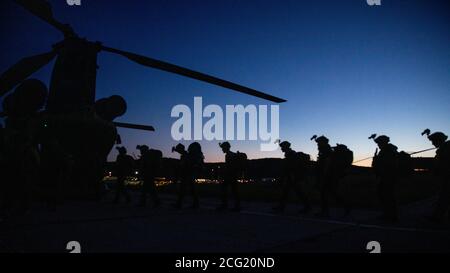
[{"left": 1, "top": 0, "right": 449, "bottom": 164}]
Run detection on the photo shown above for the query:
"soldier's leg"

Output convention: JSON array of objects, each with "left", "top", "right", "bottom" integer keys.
[
  {"left": 123, "top": 178, "right": 131, "bottom": 203},
  {"left": 432, "top": 179, "right": 450, "bottom": 220},
  {"left": 148, "top": 177, "right": 160, "bottom": 207},
  {"left": 376, "top": 180, "right": 385, "bottom": 216},
  {"left": 277, "top": 178, "right": 291, "bottom": 209},
  {"left": 231, "top": 178, "right": 241, "bottom": 209},
  {"left": 175, "top": 179, "right": 187, "bottom": 208},
  {"left": 138, "top": 179, "right": 148, "bottom": 206},
  {"left": 190, "top": 179, "right": 199, "bottom": 208},
  {"left": 386, "top": 180, "right": 398, "bottom": 220},
  {"left": 118, "top": 176, "right": 131, "bottom": 203},
  {"left": 331, "top": 177, "right": 351, "bottom": 216},
  {"left": 319, "top": 179, "right": 331, "bottom": 215},
  {"left": 294, "top": 178, "right": 311, "bottom": 212},
  {"left": 114, "top": 176, "right": 124, "bottom": 203},
  {"left": 377, "top": 179, "right": 396, "bottom": 220},
  {"left": 218, "top": 179, "right": 229, "bottom": 209}
]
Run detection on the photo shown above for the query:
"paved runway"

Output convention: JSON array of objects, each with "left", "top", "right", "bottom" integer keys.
[{"left": 1, "top": 193, "right": 449, "bottom": 253}]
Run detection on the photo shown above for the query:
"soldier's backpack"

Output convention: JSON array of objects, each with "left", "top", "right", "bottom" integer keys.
[
  {"left": 296, "top": 152, "right": 311, "bottom": 170},
  {"left": 235, "top": 151, "right": 248, "bottom": 174},
  {"left": 333, "top": 144, "right": 354, "bottom": 172},
  {"left": 148, "top": 149, "right": 163, "bottom": 169},
  {"left": 397, "top": 151, "right": 413, "bottom": 177}
]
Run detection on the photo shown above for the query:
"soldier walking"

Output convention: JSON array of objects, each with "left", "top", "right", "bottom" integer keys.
[
  {"left": 136, "top": 145, "right": 162, "bottom": 208},
  {"left": 216, "top": 142, "right": 245, "bottom": 212},
  {"left": 272, "top": 141, "right": 311, "bottom": 214},
  {"left": 370, "top": 134, "right": 399, "bottom": 222},
  {"left": 172, "top": 143, "right": 200, "bottom": 209},
  {"left": 422, "top": 129, "right": 450, "bottom": 223},
  {"left": 113, "top": 146, "right": 133, "bottom": 204}
]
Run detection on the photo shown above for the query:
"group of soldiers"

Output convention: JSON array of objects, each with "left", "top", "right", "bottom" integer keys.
[
  {"left": 112, "top": 141, "right": 245, "bottom": 212},
  {"left": 272, "top": 136, "right": 354, "bottom": 219},
  {"left": 271, "top": 132, "right": 450, "bottom": 223},
  {"left": 0, "top": 78, "right": 124, "bottom": 217},
  {"left": 111, "top": 129, "right": 449, "bottom": 224}
]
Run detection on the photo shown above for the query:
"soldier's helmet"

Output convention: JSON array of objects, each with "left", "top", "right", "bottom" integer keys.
[
  {"left": 428, "top": 132, "right": 448, "bottom": 143},
  {"left": 116, "top": 146, "right": 127, "bottom": 154},
  {"left": 172, "top": 143, "right": 185, "bottom": 153},
  {"left": 422, "top": 128, "right": 448, "bottom": 144},
  {"left": 315, "top": 135, "right": 329, "bottom": 144},
  {"left": 219, "top": 141, "right": 231, "bottom": 149},
  {"left": 279, "top": 141, "right": 291, "bottom": 149},
  {"left": 374, "top": 135, "right": 390, "bottom": 145},
  {"left": 136, "top": 145, "right": 149, "bottom": 152},
  {"left": 95, "top": 95, "right": 127, "bottom": 121},
  {"left": 10, "top": 79, "right": 48, "bottom": 115}
]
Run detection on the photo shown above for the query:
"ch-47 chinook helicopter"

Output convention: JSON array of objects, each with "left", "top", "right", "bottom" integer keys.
[{"left": 0, "top": 0, "right": 286, "bottom": 198}]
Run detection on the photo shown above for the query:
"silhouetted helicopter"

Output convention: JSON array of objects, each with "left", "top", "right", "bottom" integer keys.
[{"left": 0, "top": 0, "right": 286, "bottom": 198}]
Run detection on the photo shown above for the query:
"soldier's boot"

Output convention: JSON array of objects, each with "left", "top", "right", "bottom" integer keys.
[
  {"left": 191, "top": 199, "right": 199, "bottom": 209},
  {"left": 113, "top": 190, "right": 122, "bottom": 204},
  {"left": 376, "top": 212, "right": 398, "bottom": 223},
  {"left": 230, "top": 205, "right": 241, "bottom": 212},
  {"left": 137, "top": 196, "right": 147, "bottom": 207},
  {"left": 216, "top": 203, "right": 228, "bottom": 211},
  {"left": 125, "top": 194, "right": 131, "bottom": 204},
  {"left": 272, "top": 205, "right": 285, "bottom": 213},
  {"left": 172, "top": 200, "right": 182, "bottom": 209},
  {"left": 153, "top": 199, "right": 161, "bottom": 208},
  {"left": 342, "top": 206, "right": 352, "bottom": 218},
  {"left": 230, "top": 198, "right": 241, "bottom": 212},
  {"left": 315, "top": 210, "right": 330, "bottom": 218},
  {"left": 298, "top": 205, "right": 311, "bottom": 215}
]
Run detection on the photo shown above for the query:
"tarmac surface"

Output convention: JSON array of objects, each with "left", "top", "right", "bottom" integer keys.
[{"left": 0, "top": 192, "right": 449, "bottom": 253}]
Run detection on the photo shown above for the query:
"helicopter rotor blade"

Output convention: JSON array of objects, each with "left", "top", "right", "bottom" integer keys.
[
  {"left": 0, "top": 50, "right": 57, "bottom": 97},
  {"left": 101, "top": 46, "right": 287, "bottom": 103},
  {"left": 13, "top": 0, "right": 75, "bottom": 36},
  {"left": 113, "top": 122, "right": 155, "bottom": 132}
]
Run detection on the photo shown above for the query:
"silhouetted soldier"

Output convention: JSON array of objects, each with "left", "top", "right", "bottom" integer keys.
[
  {"left": 38, "top": 134, "right": 72, "bottom": 209},
  {"left": 188, "top": 142, "right": 204, "bottom": 206},
  {"left": 216, "top": 142, "right": 244, "bottom": 212},
  {"left": 113, "top": 146, "right": 133, "bottom": 204},
  {"left": 1, "top": 79, "right": 47, "bottom": 215},
  {"left": 325, "top": 144, "right": 354, "bottom": 217},
  {"left": 136, "top": 145, "right": 162, "bottom": 208},
  {"left": 370, "top": 134, "right": 399, "bottom": 222},
  {"left": 422, "top": 129, "right": 450, "bottom": 223},
  {"left": 172, "top": 143, "right": 200, "bottom": 209},
  {"left": 311, "top": 135, "right": 333, "bottom": 217},
  {"left": 272, "top": 141, "right": 311, "bottom": 214}
]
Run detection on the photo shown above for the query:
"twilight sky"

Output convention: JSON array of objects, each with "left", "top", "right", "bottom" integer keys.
[{"left": 1, "top": 0, "right": 449, "bottom": 165}]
